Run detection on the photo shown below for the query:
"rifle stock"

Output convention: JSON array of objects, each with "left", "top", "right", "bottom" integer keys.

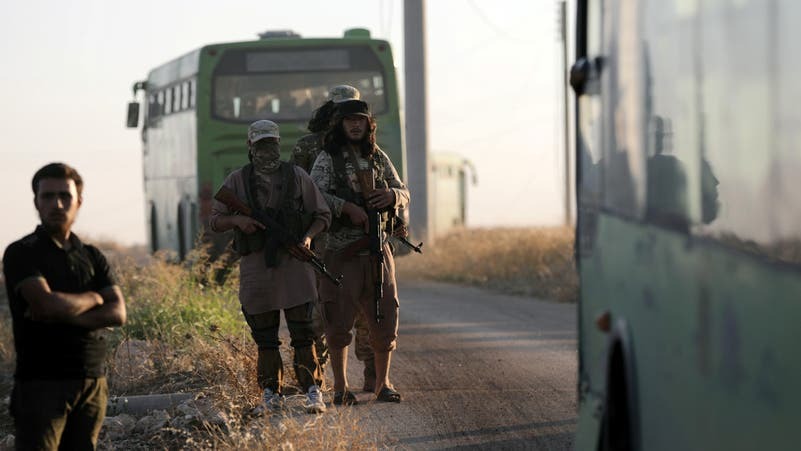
[
  {"left": 214, "top": 186, "right": 254, "bottom": 216},
  {"left": 214, "top": 185, "right": 343, "bottom": 287}
]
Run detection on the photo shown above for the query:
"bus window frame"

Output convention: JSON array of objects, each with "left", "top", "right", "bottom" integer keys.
[{"left": 209, "top": 45, "right": 390, "bottom": 124}]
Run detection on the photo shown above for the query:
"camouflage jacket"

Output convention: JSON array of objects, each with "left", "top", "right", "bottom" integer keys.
[
  {"left": 291, "top": 132, "right": 325, "bottom": 173},
  {"left": 310, "top": 146, "right": 410, "bottom": 251}
]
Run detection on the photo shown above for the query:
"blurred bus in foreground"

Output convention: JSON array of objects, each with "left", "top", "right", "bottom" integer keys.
[
  {"left": 127, "top": 29, "right": 404, "bottom": 258},
  {"left": 571, "top": 1, "right": 801, "bottom": 449}
]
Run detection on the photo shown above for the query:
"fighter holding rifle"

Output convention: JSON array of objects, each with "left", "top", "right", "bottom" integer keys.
[
  {"left": 209, "top": 120, "right": 331, "bottom": 414},
  {"left": 310, "top": 98, "right": 408, "bottom": 404}
]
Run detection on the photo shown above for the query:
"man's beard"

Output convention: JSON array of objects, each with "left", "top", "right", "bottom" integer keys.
[
  {"left": 347, "top": 129, "right": 366, "bottom": 144},
  {"left": 41, "top": 214, "right": 71, "bottom": 236}
]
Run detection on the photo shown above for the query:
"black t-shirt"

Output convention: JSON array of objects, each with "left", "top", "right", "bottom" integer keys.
[{"left": 2, "top": 226, "right": 117, "bottom": 379}]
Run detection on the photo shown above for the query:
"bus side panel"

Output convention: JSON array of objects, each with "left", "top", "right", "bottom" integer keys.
[
  {"left": 577, "top": 214, "right": 700, "bottom": 450},
  {"left": 584, "top": 214, "right": 801, "bottom": 450},
  {"left": 143, "top": 108, "right": 198, "bottom": 256},
  {"left": 576, "top": 0, "right": 801, "bottom": 448}
]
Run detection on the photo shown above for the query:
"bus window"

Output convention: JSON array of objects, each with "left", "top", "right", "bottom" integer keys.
[
  {"left": 214, "top": 71, "right": 386, "bottom": 122},
  {"left": 694, "top": 1, "right": 801, "bottom": 267},
  {"left": 173, "top": 85, "right": 181, "bottom": 112},
  {"left": 147, "top": 94, "right": 160, "bottom": 125},
  {"left": 165, "top": 88, "right": 172, "bottom": 114},
  {"left": 181, "top": 82, "right": 189, "bottom": 110},
  {"left": 157, "top": 91, "right": 165, "bottom": 115},
  {"left": 189, "top": 79, "right": 196, "bottom": 108},
  {"left": 212, "top": 47, "right": 387, "bottom": 122}
]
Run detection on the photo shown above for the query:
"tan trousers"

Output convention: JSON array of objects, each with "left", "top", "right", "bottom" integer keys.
[{"left": 319, "top": 246, "right": 399, "bottom": 352}]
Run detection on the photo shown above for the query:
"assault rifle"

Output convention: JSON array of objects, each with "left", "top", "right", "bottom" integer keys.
[
  {"left": 388, "top": 216, "right": 423, "bottom": 254},
  {"left": 356, "top": 169, "right": 386, "bottom": 323},
  {"left": 214, "top": 186, "right": 343, "bottom": 287}
]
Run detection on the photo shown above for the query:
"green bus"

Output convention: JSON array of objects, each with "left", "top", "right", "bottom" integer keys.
[
  {"left": 571, "top": 1, "right": 801, "bottom": 449},
  {"left": 126, "top": 29, "right": 404, "bottom": 258}
]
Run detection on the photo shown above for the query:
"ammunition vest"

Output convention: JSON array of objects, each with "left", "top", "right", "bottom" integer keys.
[
  {"left": 233, "top": 162, "right": 314, "bottom": 266},
  {"left": 329, "top": 150, "right": 389, "bottom": 232}
]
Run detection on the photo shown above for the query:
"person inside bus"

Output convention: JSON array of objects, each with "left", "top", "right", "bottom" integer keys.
[{"left": 209, "top": 120, "right": 331, "bottom": 414}]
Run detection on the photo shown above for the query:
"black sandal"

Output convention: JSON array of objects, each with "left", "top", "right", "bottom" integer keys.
[
  {"left": 376, "top": 386, "right": 401, "bottom": 403},
  {"left": 333, "top": 390, "right": 358, "bottom": 406}
]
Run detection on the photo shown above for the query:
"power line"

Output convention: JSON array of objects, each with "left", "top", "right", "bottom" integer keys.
[{"left": 466, "top": 0, "right": 530, "bottom": 44}]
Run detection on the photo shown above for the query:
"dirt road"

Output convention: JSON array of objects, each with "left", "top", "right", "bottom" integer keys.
[{"left": 345, "top": 280, "right": 578, "bottom": 450}]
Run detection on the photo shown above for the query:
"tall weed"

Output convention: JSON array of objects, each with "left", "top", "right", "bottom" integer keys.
[
  {"left": 396, "top": 226, "right": 578, "bottom": 302},
  {"left": 114, "top": 244, "right": 245, "bottom": 344}
]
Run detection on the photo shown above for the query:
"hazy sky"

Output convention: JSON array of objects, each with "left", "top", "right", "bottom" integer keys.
[{"left": 0, "top": 0, "right": 568, "bottom": 250}]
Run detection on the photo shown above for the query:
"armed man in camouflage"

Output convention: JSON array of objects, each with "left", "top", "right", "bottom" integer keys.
[
  {"left": 310, "top": 98, "right": 408, "bottom": 405},
  {"left": 293, "top": 85, "right": 378, "bottom": 392},
  {"left": 209, "top": 120, "right": 331, "bottom": 414}
]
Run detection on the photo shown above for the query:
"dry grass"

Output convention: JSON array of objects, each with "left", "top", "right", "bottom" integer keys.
[
  {"left": 0, "top": 227, "right": 576, "bottom": 447},
  {"left": 102, "top": 331, "right": 376, "bottom": 450},
  {"left": 396, "top": 226, "right": 578, "bottom": 302},
  {"left": 0, "top": 243, "right": 377, "bottom": 449}
]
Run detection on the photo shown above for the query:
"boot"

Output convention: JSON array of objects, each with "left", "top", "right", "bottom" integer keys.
[
  {"left": 257, "top": 348, "right": 283, "bottom": 394},
  {"left": 293, "top": 345, "right": 323, "bottom": 393}
]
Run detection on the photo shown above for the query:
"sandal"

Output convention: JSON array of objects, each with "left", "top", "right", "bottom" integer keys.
[
  {"left": 376, "top": 386, "right": 401, "bottom": 403},
  {"left": 333, "top": 390, "right": 358, "bottom": 406}
]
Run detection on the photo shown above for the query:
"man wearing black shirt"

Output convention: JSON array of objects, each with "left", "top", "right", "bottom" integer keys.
[{"left": 2, "top": 162, "right": 126, "bottom": 450}]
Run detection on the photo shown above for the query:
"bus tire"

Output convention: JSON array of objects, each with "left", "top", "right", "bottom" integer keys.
[{"left": 600, "top": 330, "right": 640, "bottom": 451}]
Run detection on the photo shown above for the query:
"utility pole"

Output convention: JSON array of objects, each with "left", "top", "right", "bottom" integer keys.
[
  {"left": 404, "top": 0, "right": 432, "bottom": 243},
  {"left": 558, "top": 0, "right": 572, "bottom": 226}
]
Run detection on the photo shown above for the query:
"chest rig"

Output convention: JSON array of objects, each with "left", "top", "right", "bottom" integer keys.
[
  {"left": 329, "top": 147, "right": 389, "bottom": 232},
  {"left": 234, "top": 162, "right": 313, "bottom": 267}
]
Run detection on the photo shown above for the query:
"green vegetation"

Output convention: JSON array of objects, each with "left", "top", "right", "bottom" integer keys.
[{"left": 113, "top": 245, "right": 246, "bottom": 344}]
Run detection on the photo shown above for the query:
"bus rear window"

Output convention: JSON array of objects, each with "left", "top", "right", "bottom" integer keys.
[
  {"left": 214, "top": 71, "right": 386, "bottom": 122},
  {"left": 212, "top": 46, "right": 388, "bottom": 122}
]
